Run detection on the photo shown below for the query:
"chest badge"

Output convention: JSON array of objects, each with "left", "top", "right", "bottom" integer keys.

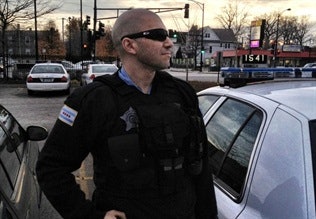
[{"left": 120, "top": 107, "right": 138, "bottom": 131}]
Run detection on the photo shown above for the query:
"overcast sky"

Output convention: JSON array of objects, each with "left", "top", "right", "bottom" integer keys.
[{"left": 43, "top": 0, "right": 316, "bottom": 34}]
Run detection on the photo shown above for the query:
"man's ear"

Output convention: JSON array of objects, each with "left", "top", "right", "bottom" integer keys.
[{"left": 121, "top": 38, "right": 137, "bottom": 55}]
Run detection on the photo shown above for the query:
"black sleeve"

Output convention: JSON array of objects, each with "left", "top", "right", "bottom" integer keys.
[
  {"left": 36, "top": 86, "right": 110, "bottom": 219},
  {"left": 194, "top": 137, "right": 218, "bottom": 219},
  {"left": 178, "top": 80, "right": 218, "bottom": 219}
]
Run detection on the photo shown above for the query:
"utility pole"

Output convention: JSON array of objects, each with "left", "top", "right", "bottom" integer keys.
[
  {"left": 93, "top": 0, "right": 97, "bottom": 61},
  {"left": 273, "top": 8, "right": 291, "bottom": 67},
  {"left": 34, "top": 0, "right": 39, "bottom": 62},
  {"left": 189, "top": 0, "right": 204, "bottom": 72},
  {"left": 62, "top": 18, "right": 65, "bottom": 43},
  {"left": 80, "top": 0, "right": 83, "bottom": 65}
]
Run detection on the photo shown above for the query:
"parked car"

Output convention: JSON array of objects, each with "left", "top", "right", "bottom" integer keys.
[
  {"left": 81, "top": 63, "right": 118, "bottom": 86},
  {"left": 26, "top": 63, "right": 71, "bottom": 95},
  {"left": 0, "top": 104, "right": 48, "bottom": 218},
  {"left": 60, "top": 60, "right": 77, "bottom": 80},
  {"left": 198, "top": 76, "right": 316, "bottom": 218},
  {"left": 74, "top": 60, "right": 104, "bottom": 81},
  {"left": 303, "top": 63, "right": 316, "bottom": 68}
]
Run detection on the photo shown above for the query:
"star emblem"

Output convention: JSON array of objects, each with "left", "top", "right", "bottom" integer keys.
[{"left": 120, "top": 107, "right": 138, "bottom": 131}]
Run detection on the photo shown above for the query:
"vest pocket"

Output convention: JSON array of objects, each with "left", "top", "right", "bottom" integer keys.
[{"left": 108, "top": 133, "right": 141, "bottom": 172}]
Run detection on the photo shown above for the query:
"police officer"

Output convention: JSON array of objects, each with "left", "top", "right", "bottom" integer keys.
[{"left": 36, "top": 8, "right": 217, "bottom": 219}]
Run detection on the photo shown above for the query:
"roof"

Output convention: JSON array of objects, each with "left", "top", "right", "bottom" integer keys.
[
  {"left": 212, "top": 28, "right": 236, "bottom": 42},
  {"left": 200, "top": 79, "right": 316, "bottom": 119},
  {"left": 237, "top": 80, "right": 316, "bottom": 119}
]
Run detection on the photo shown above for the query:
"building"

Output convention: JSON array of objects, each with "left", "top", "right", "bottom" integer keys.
[
  {"left": 172, "top": 26, "right": 316, "bottom": 70},
  {"left": 172, "top": 26, "right": 237, "bottom": 69},
  {"left": 202, "top": 27, "right": 237, "bottom": 67},
  {"left": 4, "top": 27, "right": 37, "bottom": 64}
]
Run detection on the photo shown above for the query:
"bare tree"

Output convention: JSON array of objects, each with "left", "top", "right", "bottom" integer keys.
[
  {"left": 254, "top": 12, "right": 312, "bottom": 49},
  {"left": 38, "top": 19, "right": 66, "bottom": 60},
  {"left": 65, "top": 17, "right": 82, "bottom": 61},
  {"left": 215, "top": 1, "right": 249, "bottom": 39},
  {"left": 0, "top": 0, "right": 62, "bottom": 79},
  {"left": 188, "top": 24, "right": 201, "bottom": 69}
]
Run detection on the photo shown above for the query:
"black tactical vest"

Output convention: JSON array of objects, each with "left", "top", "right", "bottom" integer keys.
[{"left": 94, "top": 71, "right": 205, "bottom": 196}]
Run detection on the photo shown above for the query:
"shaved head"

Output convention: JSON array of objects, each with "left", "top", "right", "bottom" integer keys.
[{"left": 112, "top": 9, "right": 166, "bottom": 50}]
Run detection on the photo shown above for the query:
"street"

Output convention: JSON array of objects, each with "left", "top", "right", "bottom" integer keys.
[{"left": 0, "top": 69, "right": 218, "bottom": 218}]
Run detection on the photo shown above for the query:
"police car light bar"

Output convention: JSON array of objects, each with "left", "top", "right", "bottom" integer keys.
[{"left": 219, "top": 67, "right": 316, "bottom": 88}]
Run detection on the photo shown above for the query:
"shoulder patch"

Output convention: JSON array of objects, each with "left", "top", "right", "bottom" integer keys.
[{"left": 58, "top": 105, "right": 78, "bottom": 126}]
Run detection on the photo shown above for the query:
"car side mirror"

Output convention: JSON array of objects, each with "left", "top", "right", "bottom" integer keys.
[{"left": 27, "top": 126, "right": 48, "bottom": 141}]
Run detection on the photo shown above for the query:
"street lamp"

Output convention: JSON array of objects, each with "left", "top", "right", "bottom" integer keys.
[
  {"left": 273, "top": 8, "right": 291, "bottom": 67},
  {"left": 62, "top": 18, "right": 65, "bottom": 43},
  {"left": 189, "top": 0, "right": 204, "bottom": 72},
  {"left": 68, "top": 17, "right": 72, "bottom": 59},
  {"left": 34, "top": 0, "right": 39, "bottom": 62}
]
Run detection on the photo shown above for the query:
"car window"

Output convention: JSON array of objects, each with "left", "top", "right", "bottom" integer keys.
[
  {"left": 92, "top": 66, "right": 106, "bottom": 73},
  {"left": 0, "top": 125, "right": 21, "bottom": 198},
  {"left": 198, "top": 94, "right": 220, "bottom": 116},
  {"left": 92, "top": 66, "right": 117, "bottom": 73},
  {"left": 32, "top": 65, "right": 64, "bottom": 74},
  {"left": 0, "top": 105, "right": 26, "bottom": 199},
  {"left": 0, "top": 107, "right": 26, "bottom": 157},
  {"left": 206, "top": 98, "right": 263, "bottom": 197}
]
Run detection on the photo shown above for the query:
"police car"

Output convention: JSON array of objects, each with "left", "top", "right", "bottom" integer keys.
[
  {"left": 198, "top": 71, "right": 316, "bottom": 218},
  {"left": 0, "top": 104, "right": 48, "bottom": 218}
]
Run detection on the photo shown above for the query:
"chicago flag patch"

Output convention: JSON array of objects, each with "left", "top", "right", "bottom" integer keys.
[{"left": 58, "top": 105, "right": 78, "bottom": 126}]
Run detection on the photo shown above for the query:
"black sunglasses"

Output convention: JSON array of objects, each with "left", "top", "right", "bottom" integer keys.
[{"left": 120, "top": 28, "right": 169, "bottom": 42}]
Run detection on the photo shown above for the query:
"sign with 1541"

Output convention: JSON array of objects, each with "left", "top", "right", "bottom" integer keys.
[{"left": 242, "top": 54, "right": 267, "bottom": 64}]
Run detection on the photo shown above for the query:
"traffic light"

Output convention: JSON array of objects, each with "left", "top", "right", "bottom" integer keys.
[
  {"left": 184, "top": 4, "right": 189, "bottom": 18},
  {"left": 86, "top": 15, "right": 91, "bottom": 25},
  {"left": 173, "top": 31, "right": 177, "bottom": 38},
  {"left": 201, "top": 46, "right": 205, "bottom": 54},
  {"left": 98, "top": 21, "right": 105, "bottom": 36},
  {"left": 83, "top": 43, "right": 88, "bottom": 49}
]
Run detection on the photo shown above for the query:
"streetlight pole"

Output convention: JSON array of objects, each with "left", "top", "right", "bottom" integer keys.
[
  {"left": 80, "top": 0, "right": 83, "bottom": 64},
  {"left": 68, "top": 17, "right": 72, "bottom": 60},
  {"left": 62, "top": 18, "right": 65, "bottom": 43},
  {"left": 34, "top": 0, "right": 39, "bottom": 62},
  {"left": 189, "top": 0, "right": 204, "bottom": 72},
  {"left": 273, "top": 8, "right": 291, "bottom": 67}
]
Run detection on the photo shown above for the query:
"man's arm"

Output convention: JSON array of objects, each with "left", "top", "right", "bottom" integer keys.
[{"left": 36, "top": 88, "right": 107, "bottom": 219}]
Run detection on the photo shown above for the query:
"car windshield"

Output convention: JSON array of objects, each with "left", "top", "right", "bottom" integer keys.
[
  {"left": 32, "top": 65, "right": 64, "bottom": 74},
  {"left": 92, "top": 66, "right": 117, "bottom": 73}
]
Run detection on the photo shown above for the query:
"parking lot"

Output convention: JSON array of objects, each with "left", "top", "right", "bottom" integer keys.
[
  {"left": 0, "top": 84, "right": 94, "bottom": 219},
  {"left": 0, "top": 70, "right": 217, "bottom": 218}
]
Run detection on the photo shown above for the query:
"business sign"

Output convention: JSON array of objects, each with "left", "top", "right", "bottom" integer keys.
[
  {"left": 282, "top": 45, "right": 302, "bottom": 52},
  {"left": 250, "top": 19, "right": 266, "bottom": 48},
  {"left": 242, "top": 54, "right": 267, "bottom": 64}
]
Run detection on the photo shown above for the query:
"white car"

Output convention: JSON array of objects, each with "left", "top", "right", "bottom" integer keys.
[
  {"left": 303, "top": 63, "right": 316, "bottom": 68},
  {"left": 81, "top": 63, "right": 118, "bottom": 86},
  {"left": 26, "top": 63, "right": 71, "bottom": 95},
  {"left": 198, "top": 74, "right": 316, "bottom": 219}
]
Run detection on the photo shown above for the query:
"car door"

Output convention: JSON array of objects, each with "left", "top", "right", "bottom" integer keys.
[
  {"left": 202, "top": 96, "right": 265, "bottom": 219},
  {"left": 0, "top": 105, "right": 41, "bottom": 219}
]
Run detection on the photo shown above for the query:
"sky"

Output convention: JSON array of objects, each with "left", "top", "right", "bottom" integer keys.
[{"left": 43, "top": 0, "right": 316, "bottom": 36}]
